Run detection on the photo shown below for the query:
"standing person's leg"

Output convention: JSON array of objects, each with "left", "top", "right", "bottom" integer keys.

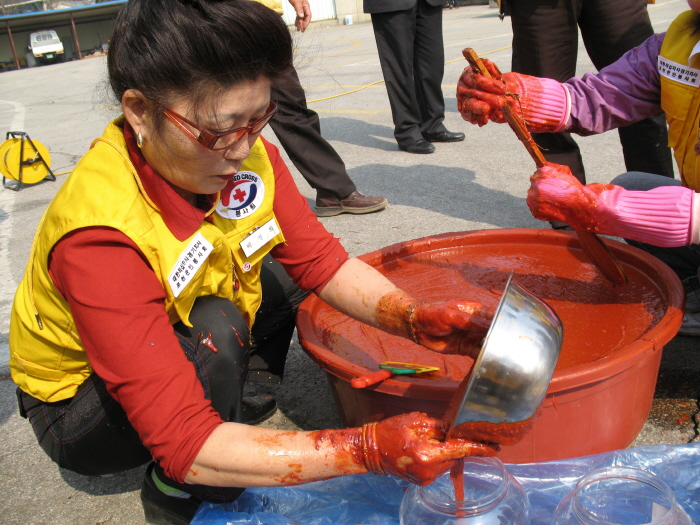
[
  {"left": 371, "top": 8, "right": 434, "bottom": 153},
  {"left": 415, "top": 0, "right": 464, "bottom": 144},
  {"left": 509, "top": 0, "right": 587, "bottom": 183},
  {"left": 579, "top": 0, "right": 674, "bottom": 178},
  {"left": 269, "top": 66, "right": 388, "bottom": 217},
  {"left": 270, "top": 66, "right": 356, "bottom": 199}
]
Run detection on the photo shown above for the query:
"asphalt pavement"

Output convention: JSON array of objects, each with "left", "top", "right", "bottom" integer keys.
[{"left": 0, "top": 2, "right": 697, "bottom": 524}]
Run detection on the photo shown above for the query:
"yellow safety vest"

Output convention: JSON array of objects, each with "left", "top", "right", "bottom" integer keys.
[
  {"left": 10, "top": 118, "right": 285, "bottom": 402},
  {"left": 660, "top": 10, "right": 700, "bottom": 190},
  {"left": 256, "top": 0, "right": 283, "bottom": 15}
]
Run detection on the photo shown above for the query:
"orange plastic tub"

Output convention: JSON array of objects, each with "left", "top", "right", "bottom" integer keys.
[{"left": 296, "top": 229, "right": 684, "bottom": 463}]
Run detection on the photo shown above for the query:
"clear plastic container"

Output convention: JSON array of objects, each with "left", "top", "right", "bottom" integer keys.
[
  {"left": 551, "top": 466, "right": 694, "bottom": 525},
  {"left": 399, "top": 457, "right": 530, "bottom": 525}
]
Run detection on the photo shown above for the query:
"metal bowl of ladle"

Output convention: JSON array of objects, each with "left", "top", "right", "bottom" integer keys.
[{"left": 445, "top": 273, "right": 563, "bottom": 445}]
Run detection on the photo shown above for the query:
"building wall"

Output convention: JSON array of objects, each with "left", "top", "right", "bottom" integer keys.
[
  {"left": 335, "top": 0, "right": 371, "bottom": 24},
  {"left": 1, "top": 19, "right": 114, "bottom": 65},
  {"left": 282, "top": 0, "right": 340, "bottom": 24},
  {"left": 1, "top": 0, "right": 492, "bottom": 65}
]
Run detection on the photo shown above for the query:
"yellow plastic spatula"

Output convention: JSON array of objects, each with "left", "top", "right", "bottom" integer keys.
[{"left": 350, "top": 361, "right": 440, "bottom": 389}]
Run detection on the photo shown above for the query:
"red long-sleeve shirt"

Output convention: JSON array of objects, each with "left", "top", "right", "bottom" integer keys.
[{"left": 47, "top": 125, "right": 348, "bottom": 482}]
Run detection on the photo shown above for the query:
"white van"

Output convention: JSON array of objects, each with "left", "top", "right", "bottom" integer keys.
[{"left": 26, "top": 30, "right": 65, "bottom": 66}]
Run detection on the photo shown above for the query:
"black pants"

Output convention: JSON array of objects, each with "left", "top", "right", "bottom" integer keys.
[
  {"left": 508, "top": 0, "right": 674, "bottom": 183},
  {"left": 269, "top": 66, "right": 357, "bottom": 199},
  {"left": 371, "top": 0, "right": 448, "bottom": 146},
  {"left": 17, "top": 256, "right": 307, "bottom": 502}
]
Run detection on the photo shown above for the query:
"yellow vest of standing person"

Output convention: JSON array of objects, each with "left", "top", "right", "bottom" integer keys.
[
  {"left": 659, "top": 10, "right": 700, "bottom": 190},
  {"left": 9, "top": 117, "right": 285, "bottom": 403},
  {"left": 256, "top": 0, "right": 283, "bottom": 14}
]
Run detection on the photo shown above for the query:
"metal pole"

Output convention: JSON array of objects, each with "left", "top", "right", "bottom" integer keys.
[
  {"left": 6, "top": 21, "right": 20, "bottom": 70},
  {"left": 70, "top": 13, "right": 82, "bottom": 60}
]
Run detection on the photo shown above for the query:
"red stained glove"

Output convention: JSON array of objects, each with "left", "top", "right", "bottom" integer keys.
[
  {"left": 408, "top": 300, "right": 494, "bottom": 357},
  {"left": 456, "top": 58, "right": 509, "bottom": 126},
  {"left": 527, "top": 163, "right": 698, "bottom": 247},
  {"left": 361, "top": 412, "right": 498, "bottom": 486},
  {"left": 457, "top": 62, "right": 569, "bottom": 132},
  {"left": 526, "top": 163, "right": 610, "bottom": 231}
]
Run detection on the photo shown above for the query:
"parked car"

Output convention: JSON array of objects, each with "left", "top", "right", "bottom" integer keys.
[{"left": 26, "top": 30, "right": 64, "bottom": 67}]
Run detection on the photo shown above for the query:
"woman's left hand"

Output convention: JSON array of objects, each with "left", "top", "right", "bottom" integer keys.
[
  {"left": 527, "top": 163, "right": 609, "bottom": 230},
  {"left": 361, "top": 412, "right": 498, "bottom": 486},
  {"left": 409, "top": 300, "right": 494, "bottom": 356}
]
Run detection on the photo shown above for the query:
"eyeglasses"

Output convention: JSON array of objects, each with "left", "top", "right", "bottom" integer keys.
[{"left": 161, "top": 101, "right": 277, "bottom": 151}]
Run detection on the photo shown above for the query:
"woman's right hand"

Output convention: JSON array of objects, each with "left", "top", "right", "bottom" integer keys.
[{"left": 361, "top": 412, "right": 498, "bottom": 486}]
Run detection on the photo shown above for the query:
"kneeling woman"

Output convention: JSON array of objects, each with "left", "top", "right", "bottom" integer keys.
[{"left": 9, "top": 1, "right": 496, "bottom": 524}]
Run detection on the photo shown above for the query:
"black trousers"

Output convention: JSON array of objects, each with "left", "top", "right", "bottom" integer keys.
[
  {"left": 17, "top": 256, "right": 307, "bottom": 502},
  {"left": 269, "top": 66, "right": 357, "bottom": 199},
  {"left": 508, "top": 0, "right": 674, "bottom": 183},
  {"left": 370, "top": 0, "right": 448, "bottom": 146}
]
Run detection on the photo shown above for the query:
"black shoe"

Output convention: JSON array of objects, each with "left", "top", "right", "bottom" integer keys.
[
  {"left": 141, "top": 463, "right": 201, "bottom": 525},
  {"left": 423, "top": 131, "right": 465, "bottom": 143},
  {"left": 398, "top": 139, "right": 435, "bottom": 154},
  {"left": 242, "top": 394, "right": 277, "bottom": 425},
  {"left": 315, "top": 190, "right": 388, "bottom": 217}
]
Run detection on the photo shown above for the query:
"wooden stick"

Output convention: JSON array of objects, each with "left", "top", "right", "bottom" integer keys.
[
  {"left": 463, "top": 48, "right": 628, "bottom": 286},
  {"left": 463, "top": 48, "right": 547, "bottom": 168}
]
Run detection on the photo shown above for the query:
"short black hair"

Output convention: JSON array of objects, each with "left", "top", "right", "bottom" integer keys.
[{"left": 108, "top": 0, "right": 293, "bottom": 123}]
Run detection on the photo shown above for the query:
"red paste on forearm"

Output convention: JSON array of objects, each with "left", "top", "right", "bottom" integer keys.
[{"left": 374, "top": 291, "right": 415, "bottom": 338}]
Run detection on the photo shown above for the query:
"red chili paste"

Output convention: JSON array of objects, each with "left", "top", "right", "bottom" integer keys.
[
  {"left": 308, "top": 242, "right": 666, "bottom": 382},
  {"left": 450, "top": 458, "right": 465, "bottom": 516},
  {"left": 448, "top": 412, "right": 538, "bottom": 446}
]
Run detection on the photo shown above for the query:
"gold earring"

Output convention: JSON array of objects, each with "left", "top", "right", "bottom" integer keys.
[{"left": 137, "top": 132, "right": 144, "bottom": 148}]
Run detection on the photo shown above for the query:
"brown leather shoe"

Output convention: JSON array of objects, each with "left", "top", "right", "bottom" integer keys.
[{"left": 315, "top": 190, "right": 388, "bottom": 217}]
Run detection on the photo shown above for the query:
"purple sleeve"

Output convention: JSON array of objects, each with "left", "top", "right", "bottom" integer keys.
[{"left": 565, "top": 33, "right": 665, "bottom": 136}]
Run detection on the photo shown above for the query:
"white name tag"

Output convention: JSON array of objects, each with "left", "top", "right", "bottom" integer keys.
[
  {"left": 658, "top": 56, "right": 700, "bottom": 87},
  {"left": 240, "top": 218, "right": 280, "bottom": 257},
  {"left": 168, "top": 233, "right": 213, "bottom": 297}
]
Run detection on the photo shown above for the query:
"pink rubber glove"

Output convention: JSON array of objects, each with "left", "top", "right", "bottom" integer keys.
[
  {"left": 527, "top": 164, "right": 699, "bottom": 248},
  {"left": 456, "top": 60, "right": 570, "bottom": 133}
]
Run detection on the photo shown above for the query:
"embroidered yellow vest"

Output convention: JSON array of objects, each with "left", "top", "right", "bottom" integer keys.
[
  {"left": 660, "top": 10, "right": 700, "bottom": 189},
  {"left": 10, "top": 118, "right": 285, "bottom": 402}
]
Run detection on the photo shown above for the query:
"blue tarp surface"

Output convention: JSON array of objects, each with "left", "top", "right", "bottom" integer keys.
[{"left": 191, "top": 443, "right": 700, "bottom": 525}]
